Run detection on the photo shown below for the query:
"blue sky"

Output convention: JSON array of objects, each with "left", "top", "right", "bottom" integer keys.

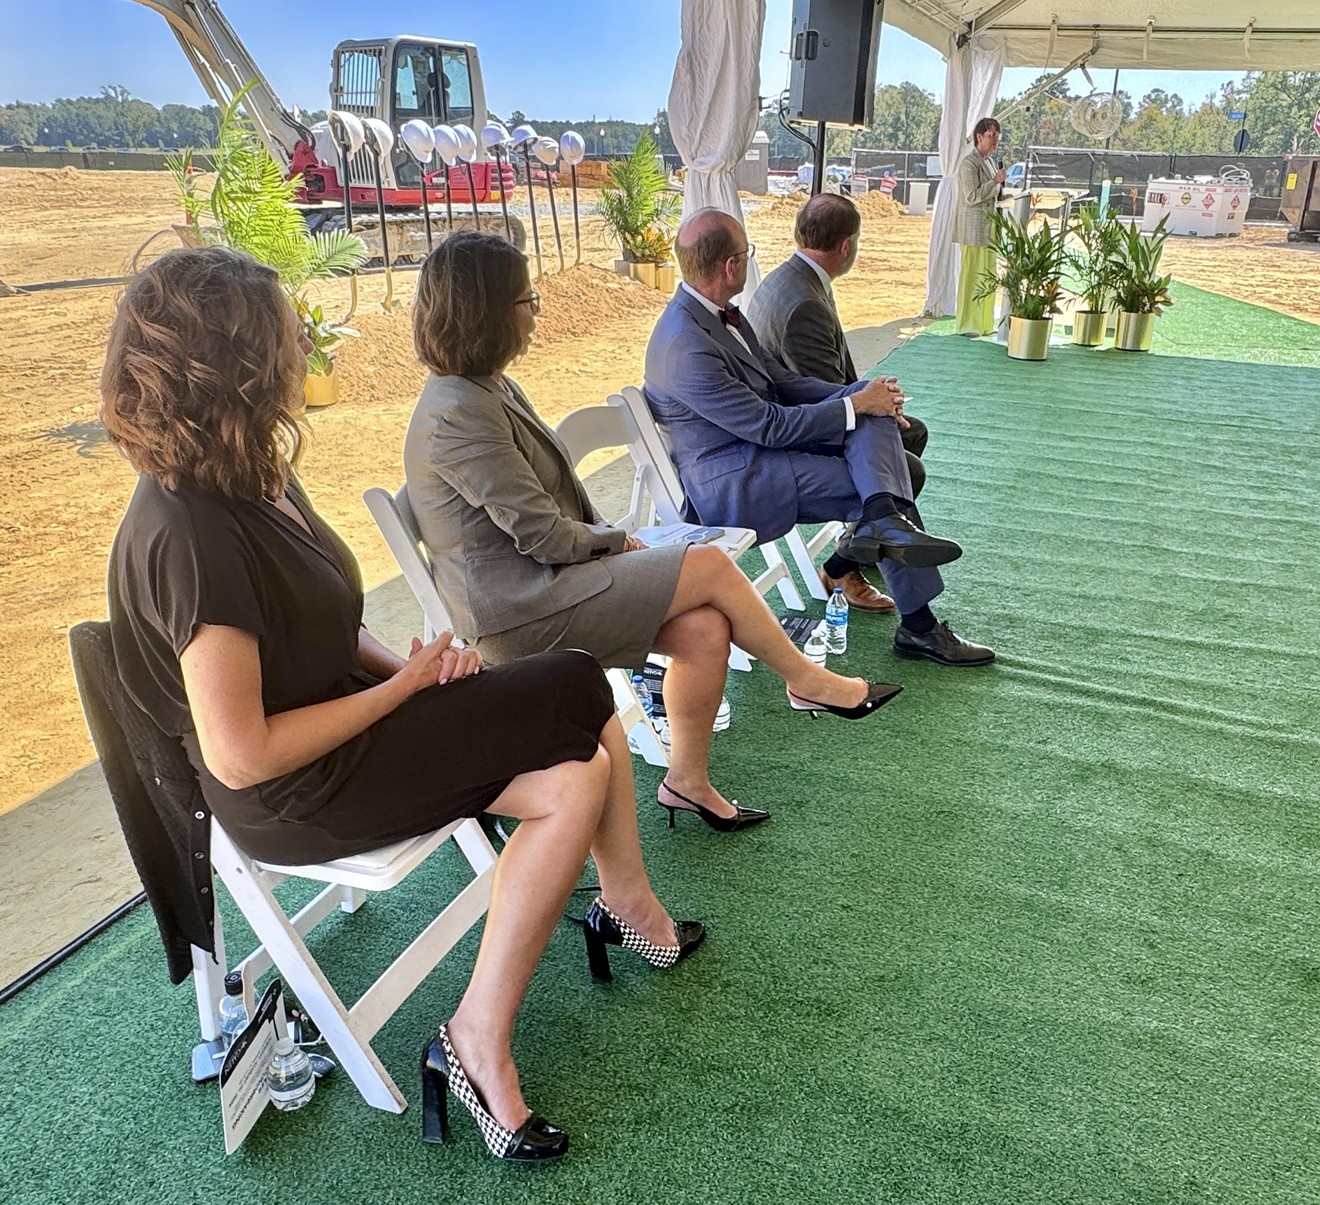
[{"left": 2, "top": 0, "right": 1241, "bottom": 117}]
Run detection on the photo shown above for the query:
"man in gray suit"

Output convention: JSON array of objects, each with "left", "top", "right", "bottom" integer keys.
[
  {"left": 748, "top": 193, "right": 930, "bottom": 610},
  {"left": 643, "top": 208, "right": 993, "bottom": 667}
]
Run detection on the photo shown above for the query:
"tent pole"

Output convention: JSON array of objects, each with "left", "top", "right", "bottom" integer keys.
[{"left": 811, "top": 121, "right": 827, "bottom": 197}]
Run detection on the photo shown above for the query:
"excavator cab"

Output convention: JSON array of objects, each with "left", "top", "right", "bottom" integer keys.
[{"left": 329, "top": 36, "right": 489, "bottom": 193}]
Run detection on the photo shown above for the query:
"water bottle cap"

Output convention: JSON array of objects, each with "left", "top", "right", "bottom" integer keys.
[
  {"left": 223, "top": 971, "right": 243, "bottom": 994},
  {"left": 274, "top": 1037, "right": 295, "bottom": 1056},
  {"left": 832, "top": 587, "right": 843, "bottom": 595}
]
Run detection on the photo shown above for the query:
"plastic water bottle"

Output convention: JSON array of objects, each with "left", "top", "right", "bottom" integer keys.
[
  {"left": 267, "top": 1037, "right": 316, "bottom": 1111},
  {"left": 825, "top": 587, "right": 849, "bottom": 655},
  {"left": 803, "top": 623, "right": 828, "bottom": 667},
  {"left": 628, "top": 673, "right": 670, "bottom": 750},
  {"left": 713, "top": 695, "right": 732, "bottom": 732},
  {"left": 217, "top": 971, "right": 248, "bottom": 1050}
]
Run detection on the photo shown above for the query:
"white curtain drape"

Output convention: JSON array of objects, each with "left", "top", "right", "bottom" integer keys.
[
  {"left": 668, "top": 0, "right": 765, "bottom": 295},
  {"left": 923, "top": 34, "right": 1005, "bottom": 316}
]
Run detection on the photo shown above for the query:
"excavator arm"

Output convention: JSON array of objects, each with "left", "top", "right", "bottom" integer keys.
[{"left": 131, "top": 0, "right": 312, "bottom": 172}]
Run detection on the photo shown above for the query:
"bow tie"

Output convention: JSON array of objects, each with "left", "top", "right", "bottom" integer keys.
[{"left": 719, "top": 304, "right": 742, "bottom": 330}]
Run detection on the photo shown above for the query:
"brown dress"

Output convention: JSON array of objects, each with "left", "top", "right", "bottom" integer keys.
[{"left": 107, "top": 474, "right": 613, "bottom": 865}]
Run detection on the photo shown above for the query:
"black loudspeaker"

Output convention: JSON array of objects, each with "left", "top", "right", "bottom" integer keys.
[{"left": 786, "top": 0, "right": 885, "bottom": 127}]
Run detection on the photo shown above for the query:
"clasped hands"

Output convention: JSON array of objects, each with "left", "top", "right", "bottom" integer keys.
[
  {"left": 396, "top": 630, "right": 483, "bottom": 695},
  {"left": 851, "top": 375, "right": 911, "bottom": 428}
]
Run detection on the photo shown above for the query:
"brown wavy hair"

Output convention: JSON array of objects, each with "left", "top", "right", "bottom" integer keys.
[
  {"left": 101, "top": 246, "right": 307, "bottom": 500},
  {"left": 413, "top": 231, "right": 529, "bottom": 377}
]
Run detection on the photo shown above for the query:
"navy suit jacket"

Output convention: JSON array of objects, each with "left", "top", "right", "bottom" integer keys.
[{"left": 643, "top": 287, "right": 861, "bottom": 542}]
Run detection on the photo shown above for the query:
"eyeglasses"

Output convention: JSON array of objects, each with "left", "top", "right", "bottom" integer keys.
[
  {"left": 728, "top": 243, "right": 756, "bottom": 263},
  {"left": 515, "top": 292, "right": 542, "bottom": 316}
]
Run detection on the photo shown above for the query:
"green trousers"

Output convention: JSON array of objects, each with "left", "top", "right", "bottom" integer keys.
[{"left": 956, "top": 244, "right": 996, "bottom": 336}]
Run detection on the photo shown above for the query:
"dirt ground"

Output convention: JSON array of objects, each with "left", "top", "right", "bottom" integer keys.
[{"left": 2, "top": 166, "right": 1320, "bottom": 817}]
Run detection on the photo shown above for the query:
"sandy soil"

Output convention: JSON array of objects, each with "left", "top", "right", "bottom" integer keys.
[{"left": 1, "top": 166, "right": 1319, "bottom": 817}]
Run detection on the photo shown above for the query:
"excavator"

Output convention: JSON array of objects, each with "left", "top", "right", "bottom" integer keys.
[{"left": 133, "top": 0, "right": 525, "bottom": 259}]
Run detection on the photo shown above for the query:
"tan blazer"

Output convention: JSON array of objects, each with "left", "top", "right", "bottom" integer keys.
[
  {"left": 403, "top": 373, "right": 626, "bottom": 639},
  {"left": 952, "top": 149, "right": 1000, "bottom": 246}
]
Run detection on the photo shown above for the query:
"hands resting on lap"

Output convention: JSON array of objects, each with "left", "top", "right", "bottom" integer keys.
[{"left": 398, "top": 630, "right": 484, "bottom": 694}]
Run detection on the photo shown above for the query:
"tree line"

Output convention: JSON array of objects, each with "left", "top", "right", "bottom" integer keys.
[
  {"left": 4, "top": 73, "right": 1319, "bottom": 159},
  {"left": 758, "top": 71, "right": 1320, "bottom": 160}
]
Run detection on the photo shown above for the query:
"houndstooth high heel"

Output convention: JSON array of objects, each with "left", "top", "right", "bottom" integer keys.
[
  {"left": 581, "top": 896, "right": 705, "bottom": 983},
  {"left": 420, "top": 1024, "right": 568, "bottom": 1161}
]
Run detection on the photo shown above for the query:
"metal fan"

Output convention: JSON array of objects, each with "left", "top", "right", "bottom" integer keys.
[{"left": 1069, "top": 91, "right": 1124, "bottom": 139}]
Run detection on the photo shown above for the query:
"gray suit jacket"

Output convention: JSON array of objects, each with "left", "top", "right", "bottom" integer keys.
[
  {"left": 746, "top": 253, "right": 856, "bottom": 383},
  {"left": 953, "top": 149, "right": 999, "bottom": 246},
  {"left": 403, "top": 373, "right": 625, "bottom": 639}
]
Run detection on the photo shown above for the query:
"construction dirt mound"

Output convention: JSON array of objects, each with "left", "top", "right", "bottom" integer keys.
[
  {"left": 751, "top": 189, "right": 906, "bottom": 224},
  {"left": 533, "top": 265, "right": 669, "bottom": 343}
]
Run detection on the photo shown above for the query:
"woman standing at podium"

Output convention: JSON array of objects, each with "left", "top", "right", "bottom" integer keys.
[{"left": 953, "top": 117, "right": 1007, "bottom": 337}]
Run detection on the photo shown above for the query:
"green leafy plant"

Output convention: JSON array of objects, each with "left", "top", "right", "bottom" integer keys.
[
  {"left": 1066, "top": 205, "right": 1125, "bottom": 313},
  {"left": 597, "top": 132, "right": 681, "bottom": 264},
  {"left": 293, "top": 298, "right": 357, "bottom": 376},
  {"left": 167, "top": 83, "right": 368, "bottom": 374},
  {"left": 976, "top": 211, "right": 1066, "bottom": 321},
  {"left": 1109, "top": 215, "right": 1175, "bottom": 315}
]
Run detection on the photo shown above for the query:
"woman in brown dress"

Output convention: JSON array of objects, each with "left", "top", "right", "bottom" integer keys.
[
  {"left": 404, "top": 233, "right": 902, "bottom": 833},
  {"left": 101, "top": 246, "right": 703, "bottom": 1163}
]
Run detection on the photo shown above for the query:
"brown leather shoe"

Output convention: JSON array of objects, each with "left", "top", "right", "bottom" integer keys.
[{"left": 818, "top": 567, "right": 896, "bottom": 613}]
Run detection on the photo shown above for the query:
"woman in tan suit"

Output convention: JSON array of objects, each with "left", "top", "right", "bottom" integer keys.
[{"left": 404, "top": 233, "right": 901, "bottom": 833}]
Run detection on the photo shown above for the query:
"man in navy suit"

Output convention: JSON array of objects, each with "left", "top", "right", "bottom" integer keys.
[{"left": 643, "top": 208, "right": 992, "bottom": 667}]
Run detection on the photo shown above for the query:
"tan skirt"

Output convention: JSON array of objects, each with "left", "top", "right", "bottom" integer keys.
[{"left": 474, "top": 543, "right": 689, "bottom": 669}]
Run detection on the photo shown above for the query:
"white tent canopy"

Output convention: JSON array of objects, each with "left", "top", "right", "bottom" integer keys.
[{"left": 884, "top": 2, "right": 1320, "bottom": 71}]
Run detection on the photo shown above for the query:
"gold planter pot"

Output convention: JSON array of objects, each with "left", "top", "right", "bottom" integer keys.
[
  {"left": 1114, "top": 311, "right": 1156, "bottom": 352},
  {"left": 1006, "top": 316, "right": 1053, "bottom": 361},
  {"left": 1071, "top": 310, "right": 1107, "bottom": 347},
  {"left": 630, "top": 260, "right": 658, "bottom": 288},
  {"left": 303, "top": 366, "right": 340, "bottom": 409},
  {"left": 655, "top": 263, "right": 676, "bottom": 292}
]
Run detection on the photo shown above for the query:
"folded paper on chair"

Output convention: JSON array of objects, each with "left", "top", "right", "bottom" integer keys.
[{"left": 633, "top": 523, "right": 726, "bottom": 547}]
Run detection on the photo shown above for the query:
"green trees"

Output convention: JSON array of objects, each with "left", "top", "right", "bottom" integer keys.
[{"left": 0, "top": 90, "right": 221, "bottom": 149}]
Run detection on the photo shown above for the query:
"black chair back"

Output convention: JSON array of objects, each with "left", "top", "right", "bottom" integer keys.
[{"left": 68, "top": 621, "right": 214, "bottom": 984}]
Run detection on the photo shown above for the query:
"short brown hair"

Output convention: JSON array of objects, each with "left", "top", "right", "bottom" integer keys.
[
  {"left": 100, "top": 247, "right": 306, "bottom": 501},
  {"left": 675, "top": 208, "right": 743, "bottom": 283},
  {"left": 973, "top": 117, "right": 1001, "bottom": 139},
  {"left": 795, "top": 194, "right": 861, "bottom": 252},
  {"left": 414, "top": 232, "right": 529, "bottom": 376}
]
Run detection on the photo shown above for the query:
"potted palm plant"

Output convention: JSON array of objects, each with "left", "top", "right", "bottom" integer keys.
[
  {"left": 977, "top": 210, "right": 1066, "bottom": 361},
  {"left": 168, "top": 84, "right": 368, "bottom": 406},
  {"left": 1065, "top": 205, "right": 1123, "bottom": 347},
  {"left": 1109, "top": 216, "right": 1174, "bottom": 352},
  {"left": 597, "top": 132, "right": 681, "bottom": 290}
]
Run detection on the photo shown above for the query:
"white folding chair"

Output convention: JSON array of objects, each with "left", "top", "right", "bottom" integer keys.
[
  {"left": 604, "top": 388, "right": 834, "bottom": 612},
  {"left": 363, "top": 485, "right": 669, "bottom": 767},
  {"left": 192, "top": 817, "right": 497, "bottom": 1113},
  {"left": 71, "top": 618, "right": 496, "bottom": 1116},
  {"left": 559, "top": 399, "right": 763, "bottom": 672}
]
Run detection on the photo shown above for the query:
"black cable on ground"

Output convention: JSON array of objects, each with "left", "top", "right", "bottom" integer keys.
[{"left": 0, "top": 892, "right": 145, "bottom": 1006}]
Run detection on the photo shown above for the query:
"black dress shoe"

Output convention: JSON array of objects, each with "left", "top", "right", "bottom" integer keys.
[
  {"left": 893, "top": 620, "right": 995, "bottom": 666},
  {"left": 837, "top": 515, "right": 962, "bottom": 569}
]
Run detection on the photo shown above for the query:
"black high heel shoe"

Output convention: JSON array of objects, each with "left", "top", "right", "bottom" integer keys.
[
  {"left": 420, "top": 1025, "right": 568, "bottom": 1161},
  {"left": 657, "top": 781, "right": 770, "bottom": 831},
  {"left": 786, "top": 680, "right": 903, "bottom": 719},
  {"left": 581, "top": 896, "right": 705, "bottom": 983}
]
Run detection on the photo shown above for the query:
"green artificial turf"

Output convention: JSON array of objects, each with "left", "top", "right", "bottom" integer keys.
[{"left": 3, "top": 287, "right": 1320, "bottom": 1203}]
